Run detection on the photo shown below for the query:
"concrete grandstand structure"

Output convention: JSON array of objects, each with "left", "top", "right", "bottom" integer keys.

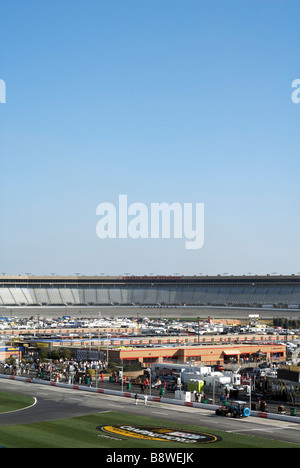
[{"left": 0, "top": 275, "right": 299, "bottom": 309}]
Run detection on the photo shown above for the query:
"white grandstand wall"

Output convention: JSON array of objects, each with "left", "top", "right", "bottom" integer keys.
[{"left": 0, "top": 277, "right": 299, "bottom": 308}]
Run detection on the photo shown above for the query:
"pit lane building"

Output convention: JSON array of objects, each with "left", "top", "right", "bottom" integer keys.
[
  {"left": 27, "top": 334, "right": 286, "bottom": 367},
  {"left": 107, "top": 342, "right": 286, "bottom": 367}
]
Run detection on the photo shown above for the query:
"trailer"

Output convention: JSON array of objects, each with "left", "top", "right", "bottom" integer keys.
[
  {"left": 151, "top": 363, "right": 211, "bottom": 379},
  {"left": 202, "top": 372, "right": 231, "bottom": 388},
  {"left": 180, "top": 369, "right": 240, "bottom": 391},
  {"left": 181, "top": 371, "right": 208, "bottom": 385}
]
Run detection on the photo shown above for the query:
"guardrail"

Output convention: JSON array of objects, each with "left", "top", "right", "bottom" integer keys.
[{"left": 1, "top": 374, "right": 299, "bottom": 424}]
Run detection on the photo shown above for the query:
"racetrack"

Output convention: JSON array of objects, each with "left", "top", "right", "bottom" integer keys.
[
  {"left": 1, "top": 305, "right": 300, "bottom": 320},
  {"left": 0, "top": 379, "right": 299, "bottom": 446}
]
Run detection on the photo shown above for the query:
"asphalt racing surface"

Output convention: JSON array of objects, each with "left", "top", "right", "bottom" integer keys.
[
  {"left": 1, "top": 305, "right": 300, "bottom": 320},
  {"left": 0, "top": 379, "right": 299, "bottom": 446}
]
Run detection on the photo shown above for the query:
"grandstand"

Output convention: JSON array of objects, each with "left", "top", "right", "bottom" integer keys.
[{"left": 0, "top": 275, "right": 299, "bottom": 309}]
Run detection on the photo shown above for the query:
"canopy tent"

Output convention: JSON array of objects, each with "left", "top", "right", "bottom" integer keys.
[{"left": 223, "top": 349, "right": 241, "bottom": 356}]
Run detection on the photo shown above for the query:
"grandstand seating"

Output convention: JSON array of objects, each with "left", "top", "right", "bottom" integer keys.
[{"left": 0, "top": 277, "right": 299, "bottom": 308}]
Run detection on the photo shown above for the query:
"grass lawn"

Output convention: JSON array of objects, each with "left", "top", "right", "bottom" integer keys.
[
  {"left": 0, "top": 411, "right": 299, "bottom": 448},
  {"left": 0, "top": 390, "right": 35, "bottom": 414}
]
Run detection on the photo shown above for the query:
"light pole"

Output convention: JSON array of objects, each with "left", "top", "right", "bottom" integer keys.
[
  {"left": 244, "top": 378, "right": 252, "bottom": 410},
  {"left": 106, "top": 331, "right": 109, "bottom": 363}
]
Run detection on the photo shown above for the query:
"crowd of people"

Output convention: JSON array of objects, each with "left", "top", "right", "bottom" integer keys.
[{"left": 0, "top": 358, "right": 109, "bottom": 385}]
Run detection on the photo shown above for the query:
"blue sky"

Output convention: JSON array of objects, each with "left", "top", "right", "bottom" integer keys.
[{"left": 0, "top": 0, "right": 299, "bottom": 276}]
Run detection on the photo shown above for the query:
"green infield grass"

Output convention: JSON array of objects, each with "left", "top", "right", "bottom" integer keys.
[
  {"left": 0, "top": 390, "right": 35, "bottom": 414},
  {"left": 0, "top": 411, "right": 299, "bottom": 448}
]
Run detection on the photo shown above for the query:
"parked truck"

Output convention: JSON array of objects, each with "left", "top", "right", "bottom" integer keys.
[{"left": 181, "top": 370, "right": 241, "bottom": 391}]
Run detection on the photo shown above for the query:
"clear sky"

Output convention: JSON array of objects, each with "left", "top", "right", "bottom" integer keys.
[{"left": 0, "top": 0, "right": 299, "bottom": 276}]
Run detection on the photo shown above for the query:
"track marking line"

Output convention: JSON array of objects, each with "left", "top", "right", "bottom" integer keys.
[{"left": 0, "top": 397, "right": 37, "bottom": 415}]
